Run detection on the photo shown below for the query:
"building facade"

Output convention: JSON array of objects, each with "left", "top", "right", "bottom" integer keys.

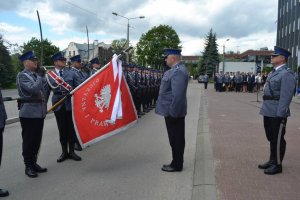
[
  {"left": 276, "top": 0, "right": 300, "bottom": 69},
  {"left": 63, "top": 40, "right": 112, "bottom": 63}
]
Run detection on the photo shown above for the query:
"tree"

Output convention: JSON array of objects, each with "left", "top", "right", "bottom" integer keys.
[
  {"left": 111, "top": 39, "right": 127, "bottom": 54},
  {"left": 136, "top": 25, "right": 181, "bottom": 69},
  {"left": 0, "top": 35, "right": 15, "bottom": 88},
  {"left": 111, "top": 38, "right": 134, "bottom": 63},
  {"left": 21, "top": 37, "right": 59, "bottom": 66},
  {"left": 199, "top": 29, "right": 220, "bottom": 75}
]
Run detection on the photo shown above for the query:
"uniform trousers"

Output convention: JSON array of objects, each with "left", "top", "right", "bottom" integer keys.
[
  {"left": 0, "top": 128, "right": 3, "bottom": 166},
  {"left": 263, "top": 116, "right": 287, "bottom": 164},
  {"left": 20, "top": 118, "right": 44, "bottom": 164},
  {"left": 54, "top": 105, "right": 76, "bottom": 148},
  {"left": 164, "top": 116, "right": 185, "bottom": 169}
]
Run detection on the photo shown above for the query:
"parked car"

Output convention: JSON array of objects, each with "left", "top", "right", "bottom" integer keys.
[{"left": 198, "top": 75, "right": 204, "bottom": 83}]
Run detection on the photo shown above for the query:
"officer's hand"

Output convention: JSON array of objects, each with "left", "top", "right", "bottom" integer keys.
[{"left": 37, "top": 67, "right": 46, "bottom": 77}]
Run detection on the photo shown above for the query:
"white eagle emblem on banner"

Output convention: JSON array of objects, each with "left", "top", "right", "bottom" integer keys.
[{"left": 94, "top": 85, "right": 111, "bottom": 113}]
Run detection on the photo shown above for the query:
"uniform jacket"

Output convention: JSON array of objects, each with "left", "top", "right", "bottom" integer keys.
[
  {"left": 16, "top": 69, "right": 49, "bottom": 118},
  {"left": 155, "top": 62, "right": 189, "bottom": 118},
  {"left": 0, "top": 90, "right": 7, "bottom": 129},
  {"left": 259, "top": 65, "right": 296, "bottom": 118},
  {"left": 48, "top": 68, "right": 81, "bottom": 111}
]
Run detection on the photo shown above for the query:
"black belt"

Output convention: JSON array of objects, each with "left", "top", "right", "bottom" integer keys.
[
  {"left": 263, "top": 95, "right": 280, "bottom": 101},
  {"left": 53, "top": 91, "right": 69, "bottom": 95},
  {"left": 18, "top": 99, "right": 44, "bottom": 103}
]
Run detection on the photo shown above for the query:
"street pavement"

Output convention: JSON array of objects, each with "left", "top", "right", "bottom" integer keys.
[
  {"left": 2, "top": 82, "right": 300, "bottom": 200},
  {"left": 205, "top": 84, "right": 300, "bottom": 200},
  {"left": 0, "top": 81, "right": 210, "bottom": 200}
]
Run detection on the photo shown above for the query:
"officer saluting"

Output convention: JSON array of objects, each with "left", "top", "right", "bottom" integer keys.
[
  {"left": 48, "top": 52, "right": 82, "bottom": 162},
  {"left": 155, "top": 48, "right": 189, "bottom": 172},
  {"left": 259, "top": 46, "right": 296, "bottom": 175},
  {"left": 16, "top": 51, "right": 49, "bottom": 178}
]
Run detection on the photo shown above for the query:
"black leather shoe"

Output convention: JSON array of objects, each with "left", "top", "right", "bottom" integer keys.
[
  {"left": 32, "top": 163, "right": 47, "bottom": 173},
  {"left": 161, "top": 165, "right": 182, "bottom": 172},
  {"left": 57, "top": 152, "right": 69, "bottom": 163},
  {"left": 25, "top": 167, "right": 38, "bottom": 178},
  {"left": 69, "top": 152, "right": 82, "bottom": 161},
  {"left": 264, "top": 164, "right": 282, "bottom": 175},
  {"left": 0, "top": 189, "right": 9, "bottom": 197},
  {"left": 258, "top": 160, "right": 275, "bottom": 169},
  {"left": 74, "top": 143, "right": 82, "bottom": 151}
]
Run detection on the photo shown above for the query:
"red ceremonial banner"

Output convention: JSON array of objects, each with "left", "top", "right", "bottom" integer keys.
[{"left": 72, "top": 59, "right": 138, "bottom": 148}]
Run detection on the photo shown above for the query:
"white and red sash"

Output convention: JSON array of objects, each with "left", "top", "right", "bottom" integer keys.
[{"left": 47, "top": 70, "right": 72, "bottom": 91}]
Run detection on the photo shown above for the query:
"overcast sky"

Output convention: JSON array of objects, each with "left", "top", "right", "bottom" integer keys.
[{"left": 0, "top": 0, "right": 278, "bottom": 55}]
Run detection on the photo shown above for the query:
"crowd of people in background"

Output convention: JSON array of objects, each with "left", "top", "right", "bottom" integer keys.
[{"left": 213, "top": 71, "right": 268, "bottom": 93}]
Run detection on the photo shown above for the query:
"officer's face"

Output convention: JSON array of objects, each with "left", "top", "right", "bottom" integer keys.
[
  {"left": 92, "top": 63, "right": 100, "bottom": 69},
  {"left": 54, "top": 59, "right": 66, "bottom": 68},
  {"left": 271, "top": 55, "right": 285, "bottom": 66},
  {"left": 24, "top": 59, "right": 38, "bottom": 71},
  {"left": 165, "top": 55, "right": 175, "bottom": 67},
  {"left": 73, "top": 61, "right": 82, "bottom": 68}
]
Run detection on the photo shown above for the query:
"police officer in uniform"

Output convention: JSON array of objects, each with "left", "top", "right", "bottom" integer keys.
[
  {"left": 48, "top": 52, "right": 82, "bottom": 162},
  {"left": 0, "top": 90, "right": 9, "bottom": 196},
  {"left": 70, "top": 55, "right": 89, "bottom": 151},
  {"left": 70, "top": 55, "right": 87, "bottom": 82},
  {"left": 259, "top": 46, "right": 296, "bottom": 175},
  {"left": 90, "top": 57, "right": 101, "bottom": 75},
  {"left": 17, "top": 51, "right": 48, "bottom": 178},
  {"left": 155, "top": 48, "right": 189, "bottom": 172}
]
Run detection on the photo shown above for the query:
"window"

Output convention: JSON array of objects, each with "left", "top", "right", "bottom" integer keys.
[
  {"left": 69, "top": 51, "right": 71, "bottom": 57},
  {"left": 283, "top": 5, "right": 285, "bottom": 15},
  {"left": 282, "top": 28, "right": 284, "bottom": 38},
  {"left": 293, "top": 20, "right": 295, "bottom": 32},
  {"left": 285, "top": 25, "right": 287, "bottom": 36},
  {"left": 280, "top": 8, "right": 282, "bottom": 18},
  {"left": 298, "top": 18, "right": 300, "bottom": 30},
  {"left": 287, "top": 2, "right": 289, "bottom": 12},
  {"left": 292, "top": 46, "right": 294, "bottom": 57},
  {"left": 73, "top": 51, "right": 75, "bottom": 56},
  {"left": 289, "top": 23, "right": 291, "bottom": 34}
]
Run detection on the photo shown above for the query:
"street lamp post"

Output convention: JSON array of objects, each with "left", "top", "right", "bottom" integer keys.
[
  {"left": 222, "top": 38, "right": 230, "bottom": 73},
  {"left": 112, "top": 12, "right": 145, "bottom": 62}
]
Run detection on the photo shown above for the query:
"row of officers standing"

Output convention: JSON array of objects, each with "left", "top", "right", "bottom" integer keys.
[
  {"left": 0, "top": 50, "right": 164, "bottom": 197},
  {"left": 124, "top": 64, "right": 163, "bottom": 118},
  {"left": 12, "top": 51, "right": 103, "bottom": 179}
]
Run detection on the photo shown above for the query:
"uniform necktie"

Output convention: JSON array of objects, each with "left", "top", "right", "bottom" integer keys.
[{"left": 59, "top": 70, "right": 63, "bottom": 77}]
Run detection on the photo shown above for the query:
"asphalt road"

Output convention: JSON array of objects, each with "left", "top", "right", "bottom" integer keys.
[{"left": 0, "top": 81, "right": 204, "bottom": 200}]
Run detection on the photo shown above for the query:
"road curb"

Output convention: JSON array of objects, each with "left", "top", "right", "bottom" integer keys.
[{"left": 192, "top": 87, "right": 218, "bottom": 200}]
